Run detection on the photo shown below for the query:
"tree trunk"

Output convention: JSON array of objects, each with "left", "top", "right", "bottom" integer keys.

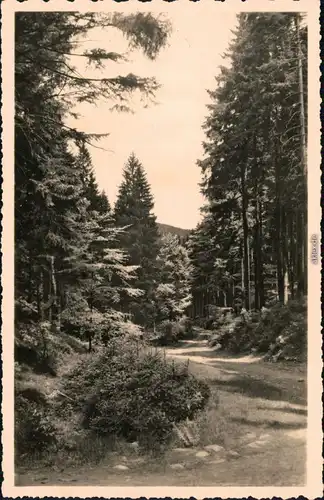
[
  {"left": 253, "top": 237, "right": 259, "bottom": 310},
  {"left": 247, "top": 236, "right": 251, "bottom": 310},
  {"left": 296, "top": 14, "right": 307, "bottom": 177},
  {"left": 39, "top": 269, "right": 44, "bottom": 321},
  {"left": 241, "top": 256, "right": 244, "bottom": 291},
  {"left": 48, "top": 258, "right": 52, "bottom": 324},
  {"left": 240, "top": 161, "right": 250, "bottom": 310},
  {"left": 88, "top": 271, "right": 94, "bottom": 352},
  {"left": 28, "top": 250, "right": 33, "bottom": 303},
  {"left": 223, "top": 291, "right": 227, "bottom": 308},
  {"left": 296, "top": 13, "right": 307, "bottom": 295},
  {"left": 253, "top": 177, "right": 262, "bottom": 310},
  {"left": 258, "top": 199, "right": 265, "bottom": 308},
  {"left": 287, "top": 211, "right": 296, "bottom": 299},
  {"left": 281, "top": 208, "right": 289, "bottom": 304},
  {"left": 296, "top": 209, "right": 304, "bottom": 297},
  {"left": 275, "top": 206, "right": 284, "bottom": 303},
  {"left": 273, "top": 130, "right": 284, "bottom": 303}
]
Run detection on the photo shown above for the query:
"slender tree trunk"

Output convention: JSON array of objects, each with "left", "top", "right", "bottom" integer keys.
[
  {"left": 296, "top": 13, "right": 307, "bottom": 295},
  {"left": 288, "top": 211, "right": 296, "bottom": 299},
  {"left": 39, "top": 269, "right": 44, "bottom": 321},
  {"left": 231, "top": 279, "right": 235, "bottom": 307},
  {"left": 28, "top": 250, "right": 33, "bottom": 303},
  {"left": 296, "top": 14, "right": 307, "bottom": 177},
  {"left": 240, "top": 162, "right": 251, "bottom": 310},
  {"left": 281, "top": 208, "right": 289, "bottom": 305},
  {"left": 241, "top": 256, "right": 244, "bottom": 291},
  {"left": 88, "top": 271, "right": 94, "bottom": 352},
  {"left": 48, "top": 264, "right": 52, "bottom": 324},
  {"left": 275, "top": 206, "right": 284, "bottom": 303},
  {"left": 258, "top": 199, "right": 265, "bottom": 308},
  {"left": 296, "top": 209, "right": 304, "bottom": 297},
  {"left": 273, "top": 130, "right": 284, "bottom": 303},
  {"left": 253, "top": 235, "right": 259, "bottom": 310},
  {"left": 49, "top": 255, "right": 59, "bottom": 332},
  {"left": 253, "top": 176, "right": 260, "bottom": 310},
  {"left": 247, "top": 235, "right": 252, "bottom": 309},
  {"left": 300, "top": 210, "right": 306, "bottom": 293}
]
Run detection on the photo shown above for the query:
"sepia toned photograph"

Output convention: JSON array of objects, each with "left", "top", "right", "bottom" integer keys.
[{"left": 1, "top": 0, "right": 321, "bottom": 497}]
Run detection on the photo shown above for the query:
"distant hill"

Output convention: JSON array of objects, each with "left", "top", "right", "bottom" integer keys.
[{"left": 157, "top": 223, "right": 192, "bottom": 240}]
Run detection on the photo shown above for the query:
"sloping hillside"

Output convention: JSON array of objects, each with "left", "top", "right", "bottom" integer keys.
[{"left": 157, "top": 223, "right": 191, "bottom": 239}]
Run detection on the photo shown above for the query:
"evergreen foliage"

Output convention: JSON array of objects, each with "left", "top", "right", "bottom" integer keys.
[
  {"left": 113, "top": 153, "right": 161, "bottom": 326},
  {"left": 15, "top": 12, "right": 170, "bottom": 342},
  {"left": 62, "top": 338, "right": 210, "bottom": 450},
  {"left": 189, "top": 13, "right": 307, "bottom": 317}
]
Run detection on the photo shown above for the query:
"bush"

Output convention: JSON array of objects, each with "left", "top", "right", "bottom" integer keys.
[
  {"left": 15, "top": 322, "right": 59, "bottom": 376},
  {"left": 62, "top": 338, "right": 210, "bottom": 451},
  {"left": 15, "top": 394, "right": 57, "bottom": 456},
  {"left": 256, "top": 299, "right": 307, "bottom": 361},
  {"left": 101, "top": 320, "right": 143, "bottom": 345},
  {"left": 154, "top": 320, "right": 181, "bottom": 345},
  {"left": 180, "top": 316, "right": 194, "bottom": 337},
  {"left": 154, "top": 317, "right": 194, "bottom": 345},
  {"left": 208, "top": 299, "right": 307, "bottom": 361}
]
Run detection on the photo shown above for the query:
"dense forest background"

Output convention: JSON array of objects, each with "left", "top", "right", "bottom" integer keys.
[{"left": 14, "top": 11, "right": 307, "bottom": 465}]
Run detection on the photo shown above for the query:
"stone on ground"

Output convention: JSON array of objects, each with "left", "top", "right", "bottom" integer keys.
[
  {"left": 113, "top": 464, "right": 129, "bottom": 471},
  {"left": 241, "top": 432, "right": 257, "bottom": 441},
  {"left": 131, "top": 457, "right": 145, "bottom": 464},
  {"left": 259, "top": 433, "right": 271, "bottom": 441},
  {"left": 195, "top": 450, "right": 210, "bottom": 458},
  {"left": 170, "top": 463, "right": 185, "bottom": 470},
  {"left": 227, "top": 450, "right": 240, "bottom": 458},
  {"left": 204, "top": 444, "right": 224, "bottom": 453},
  {"left": 128, "top": 441, "right": 139, "bottom": 451},
  {"left": 210, "top": 458, "right": 226, "bottom": 464},
  {"left": 173, "top": 447, "right": 194, "bottom": 453},
  {"left": 285, "top": 429, "right": 305, "bottom": 440},
  {"left": 246, "top": 440, "right": 266, "bottom": 449}
]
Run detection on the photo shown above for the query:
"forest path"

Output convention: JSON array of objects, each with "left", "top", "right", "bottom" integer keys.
[
  {"left": 16, "top": 334, "right": 307, "bottom": 487},
  {"left": 165, "top": 334, "right": 306, "bottom": 406}
]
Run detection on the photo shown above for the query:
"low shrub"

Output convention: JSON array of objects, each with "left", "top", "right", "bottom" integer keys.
[
  {"left": 15, "top": 393, "right": 57, "bottom": 457},
  {"left": 15, "top": 322, "right": 59, "bottom": 376},
  {"left": 181, "top": 316, "right": 195, "bottom": 337},
  {"left": 154, "top": 320, "right": 181, "bottom": 345},
  {"left": 154, "top": 316, "right": 194, "bottom": 345},
  {"left": 208, "top": 299, "right": 306, "bottom": 361},
  {"left": 59, "top": 332, "right": 88, "bottom": 353},
  {"left": 62, "top": 338, "right": 211, "bottom": 451},
  {"left": 193, "top": 317, "right": 207, "bottom": 328},
  {"left": 101, "top": 320, "right": 143, "bottom": 345},
  {"left": 256, "top": 299, "right": 307, "bottom": 361}
]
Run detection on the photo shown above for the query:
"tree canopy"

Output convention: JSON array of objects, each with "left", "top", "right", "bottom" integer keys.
[
  {"left": 189, "top": 13, "right": 307, "bottom": 316},
  {"left": 15, "top": 11, "right": 171, "bottom": 347}
]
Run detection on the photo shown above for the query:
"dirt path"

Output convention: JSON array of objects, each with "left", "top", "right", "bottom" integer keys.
[
  {"left": 16, "top": 336, "right": 307, "bottom": 487},
  {"left": 165, "top": 338, "right": 306, "bottom": 406}
]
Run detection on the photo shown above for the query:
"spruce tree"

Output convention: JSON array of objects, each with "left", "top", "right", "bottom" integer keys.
[
  {"left": 114, "top": 153, "right": 160, "bottom": 326},
  {"left": 192, "top": 13, "right": 307, "bottom": 316},
  {"left": 78, "top": 145, "right": 111, "bottom": 214},
  {"left": 15, "top": 11, "right": 171, "bottom": 332}
]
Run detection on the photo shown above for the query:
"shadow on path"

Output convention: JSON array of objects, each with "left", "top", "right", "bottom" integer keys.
[
  {"left": 230, "top": 416, "right": 306, "bottom": 430},
  {"left": 209, "top": 376, "right": 285, "bottom": 401}
]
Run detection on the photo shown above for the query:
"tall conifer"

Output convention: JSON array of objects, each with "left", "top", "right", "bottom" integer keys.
[{"left": 114, "top": 153, "right": 160, "bottom": 325}]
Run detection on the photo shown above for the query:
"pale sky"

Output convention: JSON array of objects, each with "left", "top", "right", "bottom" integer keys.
[{"left": 68, "top": 10, "right": 237, "bottom": 229}]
